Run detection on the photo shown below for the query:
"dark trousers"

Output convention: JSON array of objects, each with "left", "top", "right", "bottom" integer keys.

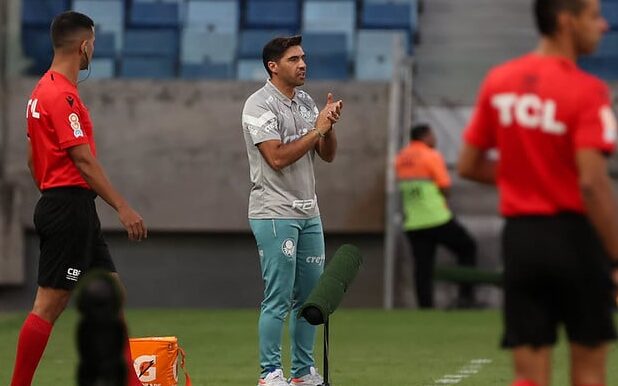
[{"left": 406, "top": 218, "right": 477, "bottom": 308}]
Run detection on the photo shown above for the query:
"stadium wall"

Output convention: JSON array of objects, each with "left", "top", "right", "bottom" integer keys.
[{"left": 0, "top": 78, "right": 389, "bottom": 309}]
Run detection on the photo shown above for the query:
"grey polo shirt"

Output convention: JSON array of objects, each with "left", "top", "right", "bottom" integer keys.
[{"left": 242, "top": 80, "right": 321, "bottom": 219}]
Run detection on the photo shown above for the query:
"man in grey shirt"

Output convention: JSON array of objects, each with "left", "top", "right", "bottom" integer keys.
[{"left": 242, "top": 35, "right": 343, "bottom": 386}]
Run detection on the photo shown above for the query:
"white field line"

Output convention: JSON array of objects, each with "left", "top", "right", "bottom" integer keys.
[{"left": 422, "top": 358, "right": 493, "bottom": 385}]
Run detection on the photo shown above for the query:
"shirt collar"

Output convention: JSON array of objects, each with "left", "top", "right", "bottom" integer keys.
[{"left": 265, "top": 79, "right": 300, "bottom": 107}]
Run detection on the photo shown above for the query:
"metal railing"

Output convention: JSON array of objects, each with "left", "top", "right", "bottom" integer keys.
[{"left": 383, "top": 35, "right": 414, "bottom": 309}]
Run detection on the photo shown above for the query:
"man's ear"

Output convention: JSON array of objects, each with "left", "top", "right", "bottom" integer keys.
[{"left": 268, "top": 61, "right": 277, "bottom": 75}]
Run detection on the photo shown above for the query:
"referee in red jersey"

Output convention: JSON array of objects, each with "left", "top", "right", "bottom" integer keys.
[
  {"left": 458, "top": 1, "right": 618, "bottom": 386},
  {"left": 9, "top": 12, "right": 146, "bottom": 386}
]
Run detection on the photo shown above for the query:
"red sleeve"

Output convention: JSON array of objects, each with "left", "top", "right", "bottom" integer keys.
[
  {"left": 49, "top": 92, "right": 89, "bottom": 149},
  {"left": 574, "top": 79, "right": 616, "bottom": 154},
  {"left": 463, "top": 74, "right": 497, "bottom": 150}
]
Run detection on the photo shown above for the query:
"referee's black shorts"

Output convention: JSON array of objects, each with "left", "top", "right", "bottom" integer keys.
[
  {"left": 501, "top": 212, "right": 616, "bottom": 348},
  {"left": 35, "top": 187, "right": 116, "bottom": 290}
]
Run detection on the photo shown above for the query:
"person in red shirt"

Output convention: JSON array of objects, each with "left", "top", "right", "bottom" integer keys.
[
  {"left": 458, "top": 0, "right": 618, "bottom": 385},
  {"left": 10, "top": 11, "right": 147, "bottom": 386}
]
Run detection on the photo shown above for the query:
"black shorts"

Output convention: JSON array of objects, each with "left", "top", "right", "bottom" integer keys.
[
  {"left": 501, "top": 212, "right": 616, "bottom": 348},
  {"left": 35, "top": 187, "right": 116, "bottom": 290}
]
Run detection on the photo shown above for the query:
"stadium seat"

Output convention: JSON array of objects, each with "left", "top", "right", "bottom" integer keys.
[
  {"left": 596, "top": 31, "right": 618, "bottom": 56},
  {"left": 306, "top": 53, "right": 348, "bottom": 80},
  {"left": 94, "top": 32, "right": 116, "bottom": 58},
  {"left": 181, "top": 29, "right": 237, "bottom": 65},
  {"left": 120, "top": 57, "right": 176, "bottom": 78},
  {"left": 302, "top": 33, "right": 347, "bottom": 56},
  {"left": 123, "top": 29, "right": 179, "bottom": 57},
  {"left": 22, "top": 0, "right": 71, "bottom": 26},
  {"left": 73, "top": 0, "right": 123, "bottom": 27},
  {"left": 186, "top": 0, "right": 239, "bottom": 33},
  {"left": 129, "top": 2, "right": 180, "bottom": 28},
  {"left": 87, "top": 58, "right": 116, "bottom": 79},
  {"left": 302, "top": 33, "right": 349, "bottom": 80},
  {"left": 237, "top": 59, "right": 268, "bottom": 80},
  {"left": 603, "top": 2, "right": 618, "bottom": 29},
  {"left": 361, "top": 3, "right": 413, "bottom": 30},
  {"left": 579, "top": 56, "right": 618, "bottom": 80},
  {"left": 21, "top": 27, "right": 53, "bottom": 75},
  {"left": 302, "top": 0, "right": 355, "bottom": 56},
  {"left": 355, "top": 30, "right": 409, "bottom": 80},
  {"left": 238, "top": 30, "right": 294, "bottom": 59},
  {"left": 180, "top": 62, "right": 235, "bottom": 79},
  {"left": 244, "top": 0, "right": 301, "bottom": 30}
]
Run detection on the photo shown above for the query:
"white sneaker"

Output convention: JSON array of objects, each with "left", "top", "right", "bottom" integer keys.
[
  {"left": 258, "top": 369, "right": 290, "bottom": 386},
  {"left": 290, "top": 367, "right": 324, "bottom": 386}
]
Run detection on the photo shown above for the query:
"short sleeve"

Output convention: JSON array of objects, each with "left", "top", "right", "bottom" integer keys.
[
  {"left": 49, "top": 92, "right": 89, "bottom": 149},
  {"left": 463, "top": 75, "right": 497, "bottom": 150},
  {"left": 429, "top": 152, "right": 451, "bottom": 188},
  {"left": 574, "top": 80, "right": 616, "bottom": 154},
  {"left": 242, "top": 101, "right": 281, "bottom": 145}
]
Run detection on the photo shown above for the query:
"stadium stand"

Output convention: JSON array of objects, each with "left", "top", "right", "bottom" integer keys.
[{"left": 20, "top": 0, "right": 419, "bottom": 80}]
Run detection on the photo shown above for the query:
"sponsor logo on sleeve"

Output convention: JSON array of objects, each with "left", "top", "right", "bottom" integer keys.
[{"left": 68, "top": 113, "right": 84, "bottom": 138}]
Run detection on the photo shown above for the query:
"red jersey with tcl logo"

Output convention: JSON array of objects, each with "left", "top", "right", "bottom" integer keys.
[
  {"left": 464, "top": 53, "right": 618, "bottom": 216},
  {"left": 27, "top": 71, "right": 95, "bottom": 190}
]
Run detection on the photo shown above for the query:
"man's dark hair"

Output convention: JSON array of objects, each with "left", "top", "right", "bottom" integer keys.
[
  {"left": 50, "top": 11, "right": 94, "bottom": 50},
  {"left": 534, "top": 0, "right": 587, "bottom": 36},
  {"left": 262, "top": 35, "right": 303, "bottom": 77},
  {"left": 410, "top": 123, "right": 431, "bottom": 141}
]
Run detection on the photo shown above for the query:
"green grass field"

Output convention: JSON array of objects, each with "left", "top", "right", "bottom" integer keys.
[{"left": 1, "top": 309, "right": 617, "bottom": 386}]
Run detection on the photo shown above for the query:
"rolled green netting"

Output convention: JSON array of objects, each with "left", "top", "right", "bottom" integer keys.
[{"left": 299, "top": 244, "right": 363, "bottom": 325}]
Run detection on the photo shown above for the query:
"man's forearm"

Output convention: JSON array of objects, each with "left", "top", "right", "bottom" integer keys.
[
  {"left": 74, "top": 157, "right": 128, "bottom": 211},
  {"left": 316, "top": 130, "right": 337, "bottom": 162},
  {"left": 259, "top": 130, "right": 321, "bottom": 171}
]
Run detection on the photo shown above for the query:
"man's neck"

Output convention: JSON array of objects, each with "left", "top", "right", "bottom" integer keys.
[
  {"left": 536, "top": 36, "right": 578, "bottom": 63},
  {"left": 49, "top": 56, "right": 80, "bottom": 85},
  {"left": 269, "top": 77, "right": 295, "bottom": 99}
]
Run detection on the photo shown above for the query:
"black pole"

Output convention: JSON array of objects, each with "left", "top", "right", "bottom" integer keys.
[{"left": 323, "top": 318, "right": 330, "bottom": 386}]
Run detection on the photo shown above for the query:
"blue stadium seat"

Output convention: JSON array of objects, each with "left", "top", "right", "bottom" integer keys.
[
  {"left": 355, "top": 30, "right": 409, "bottom": 80},
  {"left": 603, "top": 2, "right": 618, "bottom": 29},
  {"left": 579, "top": 57, "right": 618, "bottom": 80},
  {"left": 129, "top": 2, "right": 180, "bottom": 28},
  {"left": 596, "top": 31, "right": 618, "bottom": 56},
  {"left": 237, "top": 59, "right": 268, "bottom": 80},
  {"left": 94, "top": 32, "right": 116, "bottom": 58},
  {"left": 73, "top": 0, "right": 123, "bottom": 27},
  {"left": 120, "top": 57, "right": 176, "bottom": 78},
  {"left": 180, "top": 62, "right": 235, "bottom": 79},
  {"left": 22, "top": 0, "right": 71, "bottom": 27},
  {"left": 186, "top": 0, "right": 239, "bottom": 33},
  {"left": 245, "top": 0, "right": 301, "bottom": 30},
  {"left": 302, "top": 33, "right": 347, "bottom": 56},
  {"left": 361, "top": 3, "right": 413, "bottom": 30},
  {"left": 302, "top": 1, "right": 355, "bottom": 56},
  {"left": 22, "top": 27, "right": 52, "bottom": 75},
  {"left": 87, "top": 58, "right": 116, "bottom": 79},
  {"left": 22, "top": 27, "right": 52, "bottom": 61},
  {"left": 306, "top": 53, "right": 348, "bottom": 80},
  {"left": 238, "top": 30, "right": 293, "bottom": 59},
  {"left": 181, "top": 29, "right": 237, "bottom": 65},
  {"left": 123, "top": 29, "right": 179, "bottom": 57}
]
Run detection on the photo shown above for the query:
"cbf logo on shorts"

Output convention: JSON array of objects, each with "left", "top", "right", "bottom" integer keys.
[
  {"left": 66, "top": 268, "right": 81, "bottom": 282},
  {"left": 282, "top": 239, "right": 296, "bottom": 257}
]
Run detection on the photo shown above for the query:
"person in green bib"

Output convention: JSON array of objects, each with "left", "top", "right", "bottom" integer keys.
[{"left": 396, "top": 123, "right": 478, "bottom": 308}]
